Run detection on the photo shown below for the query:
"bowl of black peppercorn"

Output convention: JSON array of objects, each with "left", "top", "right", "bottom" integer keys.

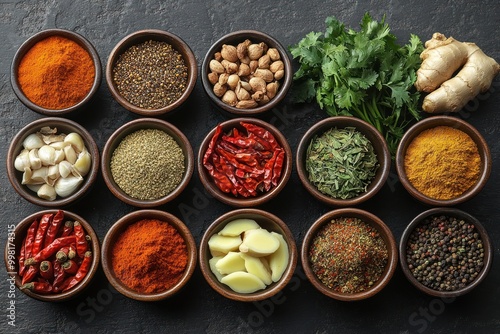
[{"left": 399, "top": 208, "right": 493, "bottom": 298}]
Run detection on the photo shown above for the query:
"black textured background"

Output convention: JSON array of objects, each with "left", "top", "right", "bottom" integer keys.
[{"left": 1, "top": 1, "right": 499, "bottom": 333}]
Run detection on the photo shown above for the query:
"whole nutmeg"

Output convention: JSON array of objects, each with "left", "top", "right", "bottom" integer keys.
[
  {"left": 222, "top": 90, "right": 237, "bottom": 106},
  {"left": 249, "top": 60, "right": 259, "bottom": 74},
  {"left": 254, "top": 69, "right": 274, "bottom": 83},
  {"left": 236, "top": 99, "right": 258, "bottom": 109},
  {"left": 267, "top": 48, "right": 281, "bottom": 61},
  {"left": 221, "top": 60, "right": 239, "bottom": 74},
  {"left": 274, "top": 69, "right": 285, "bottom": 81},
  {"left": 238, "top": 63, "right": 251, "bottom": 77},
  {"left": 210, "top": 59, "right": 225, "bottom": 74},
  {"left": 249, "top": 77, "right": 267, "bottom": 93},
  {"left": 208, "top": 72, "right": 219, "bottom": 85},
  {"left": 213, "top": 82, "right": 227, "bottom": 97},
  {"left": 227, "top": 74, "right": 240, "bottom": 90},
  {"left": 221, "top": 44, "right": 239, "bottom": 62},
  {"left": 258, "top": 94, "right": 270, "bottom": 106},
  {"left": 240, "top": 81, "right": 252, "bottom": 91},
  {"left": 218, "top": 72, "right": 230, "bottom": 85},
  {"left": 214, "top": 52, "right": 223, "bottom": 62},
  {"left": 266, "top": 82, "right": 279, "bottom": 99},
  {"left": 237, "top": 39, "right": 251, "bottom": 60},
  {"left": 269, "top": 60, "right": 284, "bottom": 73},
  {"left": 235, "top": 83, "right": 251, "bottom": 100},
  {"left": 258, "top": 54, "right": 271, "bottom": 69},
  {"left": 248, "top": 43, "right": 264, "bottom": 60}
]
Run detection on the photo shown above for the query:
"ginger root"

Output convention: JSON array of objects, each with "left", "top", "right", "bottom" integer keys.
[{"left": 415, "top": 33, "right": 500, "bottom": 113}]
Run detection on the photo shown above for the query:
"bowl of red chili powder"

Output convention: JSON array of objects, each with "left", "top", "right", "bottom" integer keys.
[
  {"left": 301, "top": 208, "right": 398, "bottom": 301},
  {"left": 4, "top": 209, "right": 100, "bottom": 302},
  {"left": 198, "top": 118, "right": 292, "bottom": 207},
  {"left": 11, "top": 28, "right": 102, "bottom": 116},
  {"left": 101, "top": 209, "right": 197, "bottom": 301}
]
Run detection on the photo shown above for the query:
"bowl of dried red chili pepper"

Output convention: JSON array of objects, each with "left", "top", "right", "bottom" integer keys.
[
  {"left": 198, "top": 118, "right": 292, "bottom": 207},
  {"left": 101, "top": 209, "right": 197, "bottom": 301},
  {"left": 199, "top": 208, "right": 297, "bottom": 302},
  {"left": 11, "top": 28, "right": 102, "bottom": 116},
  {"left": 301, "top": 208, "right": 398, "bottom": 301},
  {"left": 4, "top": 209, "right": 100, "bottom": 302}
]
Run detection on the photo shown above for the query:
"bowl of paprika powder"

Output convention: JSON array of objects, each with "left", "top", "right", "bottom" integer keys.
[
  {"left": 101, "top": 209, "right": 197, "bottom": 301},
  {"left": 4, "top": 209, "right": 100, "bottom": 302},
  {"left": 11, "top": 28, "right": 102, "bottom": 116}
]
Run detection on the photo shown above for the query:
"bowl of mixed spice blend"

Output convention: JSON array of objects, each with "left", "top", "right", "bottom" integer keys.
[
  {"left": 396, "top": 116, "right": 491, "bottom": 206},
  {"left": 198, "top": 118, "right": 292, "bottom": 207},
  {"left": 101, "top": 210, "right": 197, "bottom": 301},
  {"left": 296, "top": 116, "right": 391, "bottom": 207},
  {"left": 302, "top": 208, "right": 398, "bottom": 301},
  {"left": 201, "top": 30, "right": 292, "bottom": 116},
  {"left": 4, "top": 209, "right": 100, "bottom": 302},
  {"left": 106, "top": 29, "right": 197, "bottom": 117},
  {"left": 7, "top": 117, "right": 100, "bottom": 207},
  {"left": 11, "top": 29, "right": 101, "bottom": 116},
  {"left": 101, "top": 118, "right": 194, "bottom": 207},
  {"left": 199, "top": 208, "right": 297, "bottom": 302},
  {"left": 400, "top": 208, "right": 493, "bottom": 298}
]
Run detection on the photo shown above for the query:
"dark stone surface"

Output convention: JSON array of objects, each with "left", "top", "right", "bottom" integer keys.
[{"left": 1, "top": 1, "right": 499, "bottom": 333}]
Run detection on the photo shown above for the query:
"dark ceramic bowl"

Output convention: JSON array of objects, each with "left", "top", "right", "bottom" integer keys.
[
  {"left": 4, "top": 210, "right": 100, "bottom": 302},
  {"left": 399, "top": 208, "right": 493, "bottom": 298},
  {"left": 197, "top": 118, "right": 292, "bottom": 207},
  {"left": 301, "top": 208, "right": 398, "bottom": 301},
  {"left": 106, "top": 29, "right": 197, "bottom": 117},
  {"left": 6, "top": 117, "right": 100, "bottom": 207},
  {"left": 101, "top": 118, "right": 194, "bottom": 207},
  {"left": 101, "top": 209, "right": 197, "bottom": 301},
  {"left": 199, "top": 208, "right": 297, "bottom": 302},
  {"left": 296, "top": 116, "right": 391, "bottom": 207},
  {"left": 201, "top": 30, "right": 292, "bottom": 116},
  {"left": 11, "top": 29, "right": 102, "bottom": 116},
  {"left": 396, "top": 116, "right": 491, "bottom": 206}
]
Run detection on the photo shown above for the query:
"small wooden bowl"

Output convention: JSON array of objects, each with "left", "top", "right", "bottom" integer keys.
[
  {"left": 296, "top": 116, "right": 391, "bottom": 207},
  {"left": 11, "top": 29, "right": 102, "bottom": 116},
  {"left": 101, "top": 118, "right": 194, "bottom": 207},
  {"left": 6, "top": 117, "right": 100, "bottom": 207},
  {"left": 201, "top": 30, "right": 292, "bottom": 117},
  {"left": 199, "top": 208, "right": 297, "bottom": 302},
  {"left": 4, "top": 210, "right": 100, "bottom": 302},
  {"left": 101, "top": 209, "right": 197, "bottom": 301},
  {"left": 399, "top": 208, "right": 493, "bottom": 298},
  {"left": 395, "top": 116, "right": 491, "bottom": 206},
  {"left": 301, "top": 208, "right": 398, "bottom": 301},
  {"left": 106, "top": 29, "right": 197, "bottom": 117},
  {"left": 197, "top": 118, "right": 292, "bottom": 207}
]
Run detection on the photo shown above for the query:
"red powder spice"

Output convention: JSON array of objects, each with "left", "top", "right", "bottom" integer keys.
[{"left": 111, "top": 219, "right": 188, "bottom": 294}]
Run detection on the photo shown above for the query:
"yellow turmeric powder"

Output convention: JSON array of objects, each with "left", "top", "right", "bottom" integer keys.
[{"left": 404, "top": 125, "right": 480, "bottom": 200}]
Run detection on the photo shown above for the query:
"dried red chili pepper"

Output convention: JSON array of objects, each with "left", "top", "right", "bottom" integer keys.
[
  {"left": 18, "top": 236, "right": 27, "bottom": 277},
  {"left": 52, "top": 260, "right": 66, "bottom": 292},
  {"left": 62, "top": 259, "right": 79, "bottom": 275},
  {"left": 73, "top": 221, "right": 88, "bottom": 258},
  {"left": 219, "top": 155, "right": 251, "bottom": 197},
  {"left": 56, "top": 247, "right": 70, "bottom": 263},
  {"left": 241, "top": 121, "right": 279, "bottom": 149},
  {"left": 21, "top": 265, "right": 38, "bottom": 285},
  {"left": 43, "top": 210, "right": 64, "bottom": 248},
  {"left": 68, "top": 244, "right": 77, "bottom": 259},
  {"left": 263, "top": 149, "right": 279, "bottom": 191},
  {"left": 25, "top": 236, "right": 76, "bottom": 265},
  {"left": 60, "top": 220, "right": 74, "bottom": 237},
  {"left": 21, "top": 219, "right": 39, "bottom": 275},
  {"left": 203, "top": 124, "right": 222, "bottom": 165},
  {"left": 39, "top": 261, "right": 53, "bottom": 281},
  {"left": 62, "top": 251, "right": 92, "bottom": 292},
  {"left": 272, "top": 148, "right": 285, "bottom": 186},
  {"left": 21, "top": 281, "right": 53, "bottom": 294},
  {"left": 32, "top": 213, "right": 53, "bottom": 256}
]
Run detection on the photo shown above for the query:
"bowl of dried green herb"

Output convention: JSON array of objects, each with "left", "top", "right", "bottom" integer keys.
[
  {"left": 106, "top": 29, "right": 197, "bottom": 117},
  {"left": 101, "top": 118, "right": 194, "bottom": 207},
  {"left": 296, "top": 116, "right": 391, "bottom": 207},
  {"left": 399, "top": 208, "right": 493, "bottom": 298},
  {"left": 301, "top": 208, "right": 398, "bottom": 301}
]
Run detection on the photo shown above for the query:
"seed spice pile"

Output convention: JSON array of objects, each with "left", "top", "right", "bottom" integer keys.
[
  {"left": 309, "top": 217, "right": 388, "bottom": 294},
  {"left": 113, "top": 40, "right": 188, "bottom": 109},
  {"left": 406, "top": 215, "right": 485, "bottom": 291}
]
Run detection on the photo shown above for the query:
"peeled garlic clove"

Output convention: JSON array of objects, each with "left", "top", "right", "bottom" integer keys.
[
  {"left": 26, "top": 184, "right": 42, "bottom": 193},
  {"left": 31, "top": 166, "right": 49, "bottom": 184},
  {"left": 267, "top": 232, "right": 289, "bottom": 282},
  {"left": 73, "top": 149, "right": 91, "bottom": 176},
  {"left": 239, "top": 228, "right": 280, "bottom": 257},
  {"left": 209, "top": 256, "right": 224, "bottom": 282},
  {"left": 42, "top": 133, "right": 66, "bottom": 145},
  {"left": 22, "top": 133, "right": 44, "bottom": 150},
  {"left": 208, "top": 234, "right": 242, "bottom": 256},
  {"left": 22, "top": 167, "right": 33, "bottom": 185},
  {"left": 38, "top": 145, "right": 56, "bottom": 166},
  {"left": 48, "top": 165, "right": 60, "bottom": 180},
  {"left": 215, "top": 252, "right": 246, "bottom": 275},
  {"left": 37, "top": 184, "right": 57, "bottom": 201},
  {"left": 64, "top": 132, "right": 85, "bottom": 154},
  {"left": 49, "top": 141, "right": 69, "bottom": 150},
  {"left": 64, "top": 145, "right": 77, "bottom": 164},
  {"left": 218, "top": 218, "right": 260, "bottom": 237},
  {"left": 54, "top": 175, "right": 83, "bottom": 198},
  {"left": 220, "top": 271, "right": 266, "bottom": 293},
  {"left": 28, "top": 149, "right": 42, "bottom": 170},
  {"left": 58, "top": 160, "right": 73, "bottom": 178},
  {"left": 14, "top": 149, "right": 31, "bottom": 172},
  {"left": 240, "top": 253, "right": 272, "bottom": 285}
]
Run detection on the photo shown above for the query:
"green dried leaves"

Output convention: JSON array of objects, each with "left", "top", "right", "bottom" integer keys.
[{"left": 305, "top": 127, "right": 378, "bottom": 199}]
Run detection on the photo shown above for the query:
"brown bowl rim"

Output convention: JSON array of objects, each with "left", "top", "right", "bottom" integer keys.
[
  {"left": 197, "top": 117, "right": 292, "bottom": 207},
  {"left": 199, "top": 208, "right": 297, "bottom": 302},
  {"left": 296, "top": 116, "right": 391, "bottom": 207},
  {"left": 301, "top": 208, "right": 398, "bottom": 301},
  {"left": 101, "top": 118, "right": 194, "bottom": 207},
  {"left": 6, "top": 117, "right": 100, "bottom": 207},
  {"left": 399, "top": 207, "right": 493, "bottom": 298},
  {"left": 105, "top": 29, "right": 198, "bottom": 116},
  {"left": 10, "top": 28, "right": 102, "bottom": 116},
  {"left": 3, "top": 209, "right": 100, "bottom": 302},
  {"left": 201, "top": 29, "right": 292, "bottom": 116},
  {"left": 101, "top": 209, "right": 197, "bottom": 301},
  {"left": 395, "top": 115, "right": 491, "bottom": 206}
]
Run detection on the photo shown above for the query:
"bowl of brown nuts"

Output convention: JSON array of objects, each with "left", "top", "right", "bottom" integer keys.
[{"left": 201, "top": 30, "right": 292, "bottom": 116}]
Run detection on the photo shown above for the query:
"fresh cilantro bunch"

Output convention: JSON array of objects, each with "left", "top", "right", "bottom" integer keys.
[{"left": 290, "top": 13, "right": 424, "bottom": 156}]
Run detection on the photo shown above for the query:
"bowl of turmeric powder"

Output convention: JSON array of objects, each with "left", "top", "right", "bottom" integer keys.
[
  {"left": 11, "top": 28, "right": 102, "bottom": 116},
  {"left": 396, "top": 116, "right": 491, "bottom": 206}
]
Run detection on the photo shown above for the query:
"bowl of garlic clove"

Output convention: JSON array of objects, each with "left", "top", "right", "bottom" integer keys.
[{"left": 7, "top": 117, "right": 99, "bottom": 207}]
